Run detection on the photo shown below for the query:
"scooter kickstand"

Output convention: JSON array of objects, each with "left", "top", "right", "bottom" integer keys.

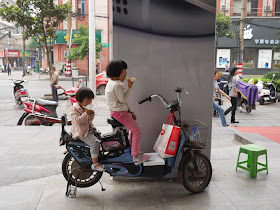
[
  {"left": 65, "top": 173, "right": 78, "bottom": 198},
  {"left": 99, "top": 180, "right": 106, "bottom": 191}
]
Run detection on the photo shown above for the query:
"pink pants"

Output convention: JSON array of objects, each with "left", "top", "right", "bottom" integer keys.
[{"left": 111, "top": 111, "right": 141, "bottom": 156}]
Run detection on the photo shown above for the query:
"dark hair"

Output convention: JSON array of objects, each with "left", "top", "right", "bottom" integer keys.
[
  {"left": 75, "top": 87, "right": 94, "bottom": 103},
  {"left": 228, "top": 67, "right": 238, "bottom": 82},
  {"left": 214, "top": 70, "right": 219, "bottom": 77},
  {"left": 106, "top": 60, "right": 127, "bottom": 78}
]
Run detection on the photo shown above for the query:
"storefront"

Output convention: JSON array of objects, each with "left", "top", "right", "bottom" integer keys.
[
  {"left": 20, "top": 50, "right": 38, "bottom": 67},
  {"left": 217, "top": 18, "right": 280, "bottom": 75}
]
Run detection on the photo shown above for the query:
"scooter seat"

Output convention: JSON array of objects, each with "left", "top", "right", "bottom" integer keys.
[
  {"left": 36, "top": 99, "right": 58, "bottom": 106},
  {"left": 68, "top": 139, "right": 89, "bottom": 147},
  {"left": 107, "top": 117, "right": 124, "bottom": 128}
]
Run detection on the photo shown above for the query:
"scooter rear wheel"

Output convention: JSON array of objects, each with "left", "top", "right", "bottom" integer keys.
[
  {"left": 62, "top": 153, "right": 103, "bottom": 188},
  {"left": 23, "top": 114, "right": 41, "bottom": 126},
  {"left": 182, "top": 153, "right": 212, "bottom": 193}
]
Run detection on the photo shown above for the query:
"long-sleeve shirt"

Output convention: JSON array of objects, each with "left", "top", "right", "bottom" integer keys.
[
  {"left": 228, "top": 76, "right": 238, "bottom": 97},
  {"left": 50, "top": 71, "right": 59, "bottom": 86},
  {"left": 70, "top": 103, "right": 95, "bottom": 139},
  {"left": 105, "top": 79, "right": 131, "bottom": 112}
]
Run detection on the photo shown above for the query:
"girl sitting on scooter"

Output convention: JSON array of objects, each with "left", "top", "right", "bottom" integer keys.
[
  {"left": 105, "top": 60, "right": 150, "bottom": 165},
  {"left": 70, "top": 87, "right": 106, "bottom": 172}
]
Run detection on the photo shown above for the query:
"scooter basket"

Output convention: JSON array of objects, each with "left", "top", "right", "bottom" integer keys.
[{"left": 181, "top": 120, "right": 208, "bottom": 149}]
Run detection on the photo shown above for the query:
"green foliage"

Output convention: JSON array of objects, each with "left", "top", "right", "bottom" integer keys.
[
  {"left": 28, "top": 37, "right": 39, "bottom": 49},
  {"left": 216, "top": 12, "right": 235, "bottom": 38},
  {"left": 263, "top": 71, "right": 280, "bottom": 80},
  {"left": 67, "top": 25, "right": 103, "bottom": 61},
  {"left": 242, "top": 74, "right": 280, "bottom": 92},
  {"left": 0, "top": 0, "right": 70, "bottom": 67}
]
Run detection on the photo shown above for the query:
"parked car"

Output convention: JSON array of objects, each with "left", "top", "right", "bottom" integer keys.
[
  {"left": 219, "top": 72, "right": 229, "bottom": 94},
  {"left": 96, "top": 72, "right": 109, "bottom": 95}
]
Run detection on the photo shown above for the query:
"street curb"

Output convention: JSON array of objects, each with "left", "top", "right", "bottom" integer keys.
[{"left": 234, "top": 133, "right": 253, "bottom": 145}]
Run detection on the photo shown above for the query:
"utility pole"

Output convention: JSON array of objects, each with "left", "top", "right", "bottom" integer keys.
[
  {"left": 22, "top": 27, "right": 26, "bottom": 76},
  {"left": 66, "top": 0, "right": 72, "bottom": 77},
  {"left": 109, "top": 0, "right": 113, "bottom": 61},
  {"left": 239, "top": 0, "right": 246, "bottom": 63},
  {"left": 89, "top": 0, "right": 96, "bottom": 94}
]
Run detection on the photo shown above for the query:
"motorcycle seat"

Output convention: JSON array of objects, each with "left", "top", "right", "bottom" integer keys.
[
  {"left": 107, "top": 117, "right": 124, "bottom": 128},
  {"left": 36, "top": 99, "right": 58, "bottom": 106}
]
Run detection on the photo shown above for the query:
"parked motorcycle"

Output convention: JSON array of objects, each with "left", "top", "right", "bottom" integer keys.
[
  {"left": 58, "top": 64, "right": 66, "bottom": 76},
  {"left": 12, "top": 77, "right": 29, "bottom": 107},
  {"left": 25, "top": 66, "right": 33, "bottom": 75},
  {"left": 17, "top": 98, "right": 72, "bottom": 126},
  {"left": 40, "top": 67, "right": 49, "bottom": 74},
  {"left": 54, "top": 79, "right": 82, "bottom": 104},
  {"left": 256, "top": 74, "right": 278, "bottom": 105}
]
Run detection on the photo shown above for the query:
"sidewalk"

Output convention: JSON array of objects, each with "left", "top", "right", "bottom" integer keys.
[{"left": 0, "top": 77, "right": 280, "bottom": 209}]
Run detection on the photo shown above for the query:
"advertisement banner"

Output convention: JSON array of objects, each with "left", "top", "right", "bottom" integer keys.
[
  {"left": 0, "top": 51, "right": 4, "bottom": 57},
  {"left": 7, "top": 50, "right": 20, "bottom": 57},
  {"left": 216, "top": 49, "right": 231, "bottom": 68},
  {"left": 258, "top": 49, "right": 272, "bottom": 69}
]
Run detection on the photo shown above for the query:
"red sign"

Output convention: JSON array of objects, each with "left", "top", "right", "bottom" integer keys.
[
  {"left": 0, "top": 51, "right": 4, "bottom": 57},
  {"left": 7, "top": 50, "right": 20, "bottom": 57}
]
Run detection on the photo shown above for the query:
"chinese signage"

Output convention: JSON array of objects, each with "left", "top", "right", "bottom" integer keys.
[
  {"left": 20, "top": 50, "right": 38, "bottom": 57},
  {"left": 0, "top": 51, "right": 4, "bottom": 57},
  {"left": 254, "top": 39, "right": 280, "bottom": 45},
  {"left": 7, "top": 50, "right": 20, "bottom": 57},
  {"left": 55, "top": 30, "right": 101, "bottom": 44}
]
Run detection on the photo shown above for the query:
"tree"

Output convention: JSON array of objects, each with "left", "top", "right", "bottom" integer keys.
[
  {"left": 28, "top": 37, "right": 39, "bottom": 49},
  {"left": 0, "top": 0, "right": 70, "bottom": 75},
  {"left": 215, "top": 12, "right": 235, "bottom": 66},
  {"left": 67, "top": 24, "right": 102, "bottom": 74}
]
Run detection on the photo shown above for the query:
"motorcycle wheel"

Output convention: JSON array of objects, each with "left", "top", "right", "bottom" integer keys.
[
  {"left": 182, "top": 153, "right": 212, "bottom": 193},
  {"left": 62, "top": 153, "right": 103, "bottom": 188},
  {"left": 97, "top": 85, "right": 106, "bottom": 95},
  {"left": 23, "top": 114, "right": 41, "bottom": 126},
  {"left": 259, "top": 98, "right": 265, "bottom": 105}
]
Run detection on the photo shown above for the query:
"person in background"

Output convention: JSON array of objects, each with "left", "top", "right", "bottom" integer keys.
[
  {"left": 225, "top": 61, "right": 230, "bottom": 72},
  {"left": 50, "top": 67, "right": 59, "bottom": 102},
  {"left": 213, "top": 70, "right": 231, "bottom": 127},
  {"left": 6, "top": 61, "right": 11, "bottom": 76},
  {"left": 224, "top": 67, "right": 239, "bottom": 123}
]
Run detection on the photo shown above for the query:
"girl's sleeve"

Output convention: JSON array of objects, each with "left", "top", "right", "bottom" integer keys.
[
  {"left": 88, "top": 113, "right": 95, "bottom": 121},
  {"left": 70, "top": 108, "right": 89, "bottom": 124},
  {"left": 114, "top": 83, "right": 131, "bottom": 104}
]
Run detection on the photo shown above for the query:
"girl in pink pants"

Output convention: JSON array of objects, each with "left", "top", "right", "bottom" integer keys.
[{"left": 105, "top": 60, "right": 150, "bottom": 165}]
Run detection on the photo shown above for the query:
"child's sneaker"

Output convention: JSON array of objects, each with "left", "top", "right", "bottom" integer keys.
[{"left": 133, "top": 154, "right": 150, "bottom": 166}]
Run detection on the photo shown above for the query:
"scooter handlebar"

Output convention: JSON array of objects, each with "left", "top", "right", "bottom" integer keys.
[{"left": 138, "top": 96, "right": 152, "bottom": 104}]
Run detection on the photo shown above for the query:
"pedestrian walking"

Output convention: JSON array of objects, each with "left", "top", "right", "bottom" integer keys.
[
  {"left": 225, "top": 61, "right": 230, "bottom": 72},
  {"left": 6, "top": 61, "right": 11, "bottom": 76},
  {"left": 213, "top": 70, "right": 231, "bottom": 127},
  {"left": 50, "top": 67, "right": 59, "bottom": 102},
  {"left": 224, "top": 67, "right": 239, "bottom": 123}
]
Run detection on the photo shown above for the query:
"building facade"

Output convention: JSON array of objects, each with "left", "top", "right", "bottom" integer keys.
[
  {"left": 216, "top": 0, "right": 280, "bottom": 75},
  {"left": 44, "top": 0, "right": 110, "bottom": 75}
]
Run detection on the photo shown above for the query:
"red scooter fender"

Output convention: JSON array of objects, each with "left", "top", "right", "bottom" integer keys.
[{"left": 24, "top": 101, "right": 51, "bottom": 114}]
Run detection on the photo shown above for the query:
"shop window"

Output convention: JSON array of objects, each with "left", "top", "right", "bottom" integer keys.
[
  {"left": 243, "top": 48, "right": 257, "bottom": 68},
  {"left": 78, "top": 0, "right": 85, "bottom": 15},
  {"left": 273, "top": 51, "right": 280, "bottom": 69},
  {"left": 233, "top": 0, "right": 242, "bottom": 16},
  {"left": 247, "top": 0, "right": 258, "bottom": 16},
  {"left": 276, "top": 0, "right": 280, "bottom": 16}
]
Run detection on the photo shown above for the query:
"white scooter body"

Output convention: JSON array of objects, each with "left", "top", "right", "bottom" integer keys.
[{"left": 256, "top": 79, "right": 277, "bottom": 104}]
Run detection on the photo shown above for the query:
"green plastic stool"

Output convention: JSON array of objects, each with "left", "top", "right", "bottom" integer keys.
[{"left": 236, "top": 144, "right": 268, "bottom": 178}]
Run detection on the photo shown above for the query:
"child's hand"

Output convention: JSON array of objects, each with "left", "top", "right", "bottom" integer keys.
[
  {"left": 90, "top": 123, "right": 97, "bottom": 130},
  {"left": 128, "top": 80, "right": 133, "bottom": 88},
  {"left": 85, "top": 108, "right": 94, "bottom": 115},
  {"left": 131, "top": 112, "right": 137, "bottom": 120}
]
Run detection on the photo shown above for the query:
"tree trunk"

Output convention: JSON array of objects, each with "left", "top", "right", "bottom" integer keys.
[
  {"left": 46, "top": 46, "right": 52, "bottom": 79},
  {"left": 22, "top": 27, "right": 26, "bottom": 76}
]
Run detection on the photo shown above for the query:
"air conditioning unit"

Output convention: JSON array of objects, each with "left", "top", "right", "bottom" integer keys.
[
  {"left": 221, "top": 5, "right": 228, "bottom": 11},
  {"left": 264, "top": 5, "right": 272, "bottom": 12}
]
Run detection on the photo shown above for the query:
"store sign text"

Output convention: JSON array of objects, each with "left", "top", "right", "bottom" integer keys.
[{"left": 254, "top": 39, "right": 280, "bottom": 45}]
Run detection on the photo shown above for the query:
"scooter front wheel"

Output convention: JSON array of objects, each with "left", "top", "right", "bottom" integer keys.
[
  {"left": 182, "top": 153, "right": 212, "bottom": 193},
  {"left": 62, "top": 153, "right": 103, "bottom": 188}
]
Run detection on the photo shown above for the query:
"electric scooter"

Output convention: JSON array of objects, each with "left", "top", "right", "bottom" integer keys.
[
  {"left": 59, "top": 87, "right": 212, "bottom": 197},
  {"left": 11, "top": 77, "right": 29, "bottom": 107},
  {"left": 256, "top": 74, "right": 278, "bottom": 105}
]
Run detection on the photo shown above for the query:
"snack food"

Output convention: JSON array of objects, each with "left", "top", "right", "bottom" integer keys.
[{"left": 126, "top": 76, "right": 136, "bottom": 82}]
